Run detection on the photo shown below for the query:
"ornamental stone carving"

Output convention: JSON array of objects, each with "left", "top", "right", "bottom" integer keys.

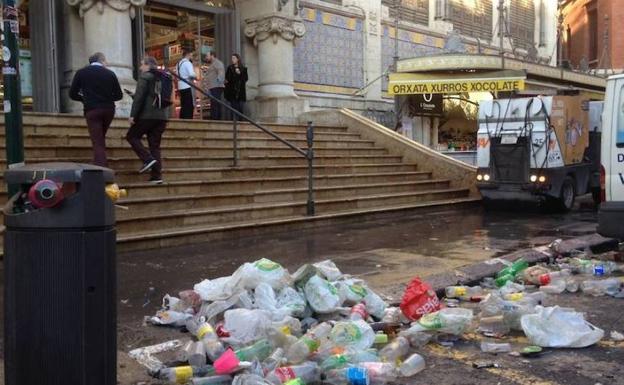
[
  {"left": 66, "top": 0, "right": 145, "bottom": 18},
  {"left": 244, "top": 14, "right": 306, "bottom": 46}
]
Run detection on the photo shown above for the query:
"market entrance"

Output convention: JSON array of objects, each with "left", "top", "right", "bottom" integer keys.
[{"left": 136, "top": 0, "right": 237, "bottom": 118}]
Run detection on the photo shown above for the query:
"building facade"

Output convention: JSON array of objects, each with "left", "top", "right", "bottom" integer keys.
[
  {"left": 3, "top": 0, "right": 558, "bottom": 123},
  {"left": 560, "top": 0, "right": 622, "bottom": 73}
]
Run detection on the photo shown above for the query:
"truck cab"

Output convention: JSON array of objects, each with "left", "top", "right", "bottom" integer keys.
[
  {"left": 476, "top": 95, "right": 602, "bottom": 211},
  {"left": 598, "top": 74, "right": 624, "bottom": 239}
]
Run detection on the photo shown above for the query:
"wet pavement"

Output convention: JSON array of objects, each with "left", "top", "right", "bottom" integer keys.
[{"left": 117, "top": 198, "right": 599, "bottom": 327}]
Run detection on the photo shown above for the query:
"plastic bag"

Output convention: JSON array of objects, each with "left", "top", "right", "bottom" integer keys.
[
  {"left": 336, "top": 279, "right": 369, "bottom": 305},
  {"left": 148, "top": 310, "right": 192, "bottom": 327},
  {"left": 239, "top": 258, "right": 291, "bottom": 290},
  {"left": 400, "top": 277, "right": 441, "bottom": 321},
  {"left": 276, "top": 287, "right": 307, "bottom": 318},
  {"left": 304, "top": 275, "right": 342, "bottom": 313},
  {"left": 254, "top": 283, "right": 305, "bottom": 320},
  {"left": 364, "top": 290, "right": 387, "bottom": 319},
  {"left": 521, "top": 306, "right": 604, "bottom": 348},
  {"left": 194, "top": 276, "right": 236, "bottom": 302},
  {"left": 329, "top": 320, "right": 375, "bottom": 350},
  {"left": 224, "top": 309, "right": 273, "bottom": 344},
  {"left": 313, "top": 260, "right": 344, "bottom": 281},
  {"left": 407, "top": 308, "right": 474, "bottom": 335}
]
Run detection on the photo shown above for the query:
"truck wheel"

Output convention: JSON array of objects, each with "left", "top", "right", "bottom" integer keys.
[{"left": 558, "top": 177, "right": 576, "bottom": 212}]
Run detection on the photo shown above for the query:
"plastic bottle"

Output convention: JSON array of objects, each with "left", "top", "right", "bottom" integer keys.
[
  {"left": 187, "top": 320, "right": 226, "bottom": 362},
  {"left": 539, "top": 278, "right": 567, "bottom": 294},
  {"left": 495, "top": 259, "right": 529, "bottom": 287},
  {"left": 235, "top": 339, "right": 273, "bottom": 362},
  {"left": 324, "top": 367, "right": 369, "bottom": 385},
  {"left": 591, "top": 261, "right": 619, "bottom": 276},
  {"left": 267, "top": 326, "right": 299, "bottom": 350},
  {"left": 478, "top": 315, "right": 511, "bottom": 336},
  {"left": 360, "top": 362, "right": 398, "bottom": 384},
  {"left": 538, "top": 270, "right": 571, "bottom": 286},
  {"left": 188, "top": 341, "right": 207, "bottom": 367},
  {"left": 581, "top": 278, "right": 623, "bottom": 296},
  {"left": 480, "top": 342, "right": 512, "bottom": 353},
  {"left": 191, "top": 375, "right": 233, "bottom": 385},
  {"left": 381, "top": 307, "right": 402, "bottom": 323},
  {"left": 398, "top": 328, "right": 433, "bottom": 348},
  {"left": 350, "top": 303, "right": 369, "bottom": 321},
  {"left": 263, "top": 348, "right": 286, "bottom": 374},
  {"left": 445, "top": 286, "right": 484, "bottom": 299},
  {"left": 265, "top": 362, "right": 321, "bottom": 385},
  {"left": 157, "top": 365, "right": 215, "bottom": 384},
  {"left": 320, "top": 354, "right": 351, "bottom": 371},
  {"left": 286, "top": 322, "right": 332, "bottom": 364},
  {"left": 379, "top": 336, "right": 409, "bottom": 363},
  {"left": 398, "top": 353, "right": 425, "bottom": 377}
]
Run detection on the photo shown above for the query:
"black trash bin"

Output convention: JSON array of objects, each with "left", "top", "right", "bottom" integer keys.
[{"left": 4, "top": 162, "right": 117, "bottom": 385}]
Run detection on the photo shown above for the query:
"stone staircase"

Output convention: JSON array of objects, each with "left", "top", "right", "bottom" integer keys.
[{"left": 0, "top": 112, "right": 479, "bottom": 252}]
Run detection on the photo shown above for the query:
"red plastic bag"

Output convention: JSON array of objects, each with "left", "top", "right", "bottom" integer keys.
[{"left": 400, "top": 277, "right": 441, "bottom": 321}]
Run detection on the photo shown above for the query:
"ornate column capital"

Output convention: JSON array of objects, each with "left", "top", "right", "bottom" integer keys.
[
  {"left": 66, "top": 0, "right": 145, "bottom": 18},
  {"left": 244, "top": 13, "right": 306, "bottom": 47}
]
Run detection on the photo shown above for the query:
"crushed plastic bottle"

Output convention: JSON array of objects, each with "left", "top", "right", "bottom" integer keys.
[
  {"left": 320, "top": 354, "right": 351, "bottom": 371},
  {"left": 188, "top": 341, "right": 207, "bottom": 367},
  {"left": 445, "top": 286, "right": 484, "bottom": 300},
  {"left": 360, "top": 362, "right": 398, "bottom": 384},
  {"left": 262, "top": 348, "right": 286, "bottom": 374},
  {"left": 350, "top": 303, "right": 369, "bottom": 321},
  {"left": 480, "top": 342, "right": 512, "bottom": 353},
  {"left": 581, "top": 278, "right": 623, "bottom": 297},
  {"left": 324, "top": 367, "right": 369, "bottom": 385},
  {"left": 157, "top": 365, "right": 215, "bottom": 384},
  {"left": 398, "top": 353, "right": 425, "bottom": 377},
  {"left": 191, "top": 375, "right": 233, "bottom": 385},
  {"left": 379, "top": 336, "right": 409, "bottom": 363},
  {"left": 478, "top": 315, "right": 511, "bottom": 336},
  {"left": 406, "top": 308, "right": 474, "bottom": 335},
  {"left": 265, "top": 362, "right": 321, "bottom": 385},
  {"left": 187, "top": 320, "right": 226, "bottom": 362},
  {"left": 287, "top": 322, "right": 333, "bottom": 364},
  {"left": 495, "top": 259, "right": 529, "bottom": 287},
  {"left": 236, "top": 339, "right": 273, "bottom": 362}
]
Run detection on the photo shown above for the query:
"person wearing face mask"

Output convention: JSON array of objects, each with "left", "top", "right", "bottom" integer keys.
[{"left": 69, "top": 52, "right": 123, "bottom": 167}]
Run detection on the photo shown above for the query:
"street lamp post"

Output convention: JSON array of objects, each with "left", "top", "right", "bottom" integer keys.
[
  {"left": 2, "top": 0, "right": 25, "bottom": 197},
  {"left": 393, "top": 0, "right": 400, "bottom": 128}
]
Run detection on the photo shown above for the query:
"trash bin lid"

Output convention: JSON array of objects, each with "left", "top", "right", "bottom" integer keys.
[{"left": 4, "top": 162, "right": 115, "bottom": 184}]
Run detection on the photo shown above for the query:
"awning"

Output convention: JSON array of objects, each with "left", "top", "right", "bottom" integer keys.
[{"left": 388, "top": 70, "right": 527, "bottom": 95}]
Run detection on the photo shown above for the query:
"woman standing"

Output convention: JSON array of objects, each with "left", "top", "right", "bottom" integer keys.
[{"left": 224, "top": 53, "right": 248, "bottom": 116}]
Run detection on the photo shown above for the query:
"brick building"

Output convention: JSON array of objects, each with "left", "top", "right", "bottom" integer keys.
[{"left": 561, "top": 0, "right": 623, "bottom": 72}]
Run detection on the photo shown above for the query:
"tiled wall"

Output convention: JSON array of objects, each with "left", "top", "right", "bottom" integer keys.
[{"left": 294, "top": 8, "right": 365, "bottom": 89}]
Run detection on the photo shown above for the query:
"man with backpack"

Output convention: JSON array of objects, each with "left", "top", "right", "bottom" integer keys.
[{"left": 127, "top": 56, "right": 172, "bottom": 184}]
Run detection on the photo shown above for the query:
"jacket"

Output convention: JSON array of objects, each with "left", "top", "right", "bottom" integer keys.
[
  {"left": 202, "top": 58, "right": 225, "bottom": 90},
  {"left": 130, "top": 71, "right": 169, "bottom": 121},
  {"left": 69, "top": 64, "right": 123, "bottom": 113},
  {"left": 224, "top": 64, "right": 248, "bottom": 102}
]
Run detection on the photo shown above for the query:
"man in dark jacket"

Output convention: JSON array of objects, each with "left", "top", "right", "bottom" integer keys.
[
  {"left": 69, "top": 52, "right": 123, "bottom": 167},
  {"left": 127, "top": 56, "right": 169, "bottom": 184}
]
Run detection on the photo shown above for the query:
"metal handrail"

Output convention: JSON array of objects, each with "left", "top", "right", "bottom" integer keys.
[{"left": 167, "top": 71, "right": 316, "bottom": 216}]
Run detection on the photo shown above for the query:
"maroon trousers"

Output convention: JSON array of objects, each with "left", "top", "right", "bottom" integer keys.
[
  {"left": 85, "top": 108, "right": 115, "bottom": 167},
  {"left": 126, "top": 119, "right": 167, "bottom": 179}
]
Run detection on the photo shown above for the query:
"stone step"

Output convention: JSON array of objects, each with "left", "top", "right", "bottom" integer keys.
[
  {"left": 115, "top": 188, "right": 470, "bottom": 234},
  {"left": 16, "top": 133, "right": 376, "bottom": 149},
  {"left": 117, "top": 197, "right": 481, "bottom": 251},
  {"left": 117, "top": 180, "right": 452, "bottom": 213},
  {"left": 11, "top": 145, "right": 387, "bottom": 158},
  {"left": 14, "top": 125, "right": 359, "bottom": 141}
]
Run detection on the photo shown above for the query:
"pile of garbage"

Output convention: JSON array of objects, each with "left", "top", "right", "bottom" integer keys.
[{"left": 131, "top": 255, "right": 623, "bottom": 385}]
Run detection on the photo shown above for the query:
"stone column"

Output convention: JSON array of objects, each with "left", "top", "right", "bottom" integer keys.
[
  {"left": 66, "top": 0, "right": 145, "bottom": 116},
  {"left": 239, "top": 0, "right": 308, "bottom": 123}
]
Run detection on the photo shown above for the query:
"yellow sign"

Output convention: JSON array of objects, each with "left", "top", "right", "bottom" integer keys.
[{"left": 388, "top": 71, "right": 526, "bottom": 95}]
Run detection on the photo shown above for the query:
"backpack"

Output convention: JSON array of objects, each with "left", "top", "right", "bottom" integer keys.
[{"left": 150, "top": 69, "right": 173, "bottom": 109}]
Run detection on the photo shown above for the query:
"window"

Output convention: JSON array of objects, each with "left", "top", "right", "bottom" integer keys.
[
  {"left": 435, "top": 0, "right": 449, "bottom": 20},
  {"left": 508, "top": 0, "right": 535, "bottom": 50},
  {"left": 539, "top": 0, "right": 547, "bottom": 47},
  {"left": 618, "top": 86, "right": 624, "bottom": 147},
  {"left": 588, "top": 8, "right": 598, "bottom": 62},
  {"left": 444, "top": 0, "right": 493, "bottom": 41},
  {"left": 383, "top": 0, "right": 429, "bottom": 26}
]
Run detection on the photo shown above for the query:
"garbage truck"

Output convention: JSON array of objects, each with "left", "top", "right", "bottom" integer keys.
[{"left": 476, "top": 95, "right": 603, "bottom": 210}]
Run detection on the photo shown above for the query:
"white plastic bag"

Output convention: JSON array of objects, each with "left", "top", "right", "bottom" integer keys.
[
  {"left": 194, "top": 276, "right": 237, "bottom": 302},
  {"left": 304, "top": 275, "right": 342, "bottom": 313},
  {"left": 313, "top": 260, "right": 344, "bottom": 281},
  {"left": 407, "top": 308, "right": 474, "bottom": 335},
  {"left": 148, "top": 310, "right": 193, "bottom": 327},
  {"left": 224, "top": 309, "right": 273, "bottom": 344},
  {"left": 276, "top": 287, "right": 307, "bottom": 318},
  {"left": 329, "top": 320, "right": 375, "bottom": 350},
  {"left": 336, "top": 279, "right": 369, "bottom": 305},
  {"left": 364, "top": 290, "right": 387, "bottom": 319},
  {"left": 521, "top": 306, "right": 604, "bottom": 348},
  {"left": 239, "top": 258, "right": 291, "bottom": 290}
]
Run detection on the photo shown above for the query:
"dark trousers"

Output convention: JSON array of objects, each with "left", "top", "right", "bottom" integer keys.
[
  {"left": 179, "top": 88, "right": 194, "bottom": 119},
  {"left": 209, "top": 88, "right": 224, "bottom": 120},
  {"left": 230, "top": 100, "right": 244, "bottom": 117},
  {"left": 85, "top": 108, "right": 115, "bottom": 167},
  {"left": 126, "top": 119, "right": 167, "bottom": 179}
]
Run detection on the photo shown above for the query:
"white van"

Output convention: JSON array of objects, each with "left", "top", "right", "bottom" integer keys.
[{"left": 598, "top": 74, "right": 624, "bottom": 239}]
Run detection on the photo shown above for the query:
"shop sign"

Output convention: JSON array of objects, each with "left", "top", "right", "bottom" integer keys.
[
  {"left": 411, "top": 93, "right": 443, "bottom": 115},
  {"left": 389, "top": 78, "right": 525, "bottom": 95}
]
